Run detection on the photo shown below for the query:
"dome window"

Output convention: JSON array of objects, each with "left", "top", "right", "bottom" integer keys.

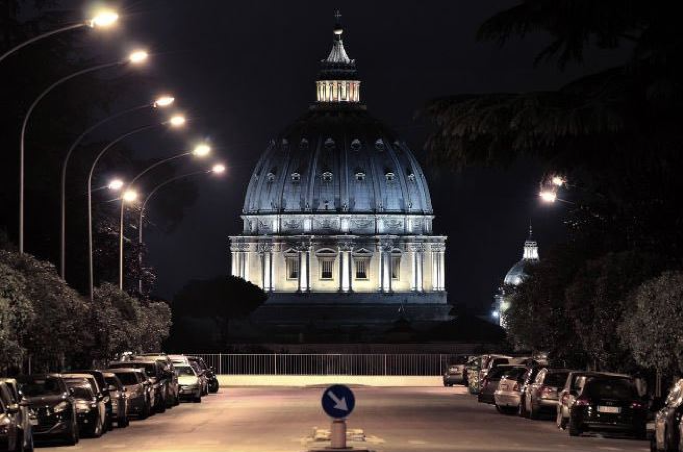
[
  {"left": 355, "top": 172, "right": 366, "bottom": 181},
  {"left": 267, "top": 172, "right": 276, "bottom": 182},
  {"left": 407, "top": 173, "right": 416, "bottom": 182},
  {"left": 322, "top": 172, "right": 333, "bottom": 182},
  {"left": 385, "top": 172, "right": 395, "bottom": 182},
  {"left": 300, "top": 138, "right": 309, "bottom": 150},
  {"left": 351, "top": 139, "right": 361, "bottom": 151},
  {"left": 375, "top": 139, "right": 385, "bottom": 151},
  {"left": 291, "top": 172, "right": 301, "bottom": 182},
  {"left": 324, "top": 138, "right": 335, "bottom": 149}
]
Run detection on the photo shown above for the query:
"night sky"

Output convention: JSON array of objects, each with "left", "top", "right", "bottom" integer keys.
[{"left": 65, "top": 0, "right": 625, "bottom": 311}]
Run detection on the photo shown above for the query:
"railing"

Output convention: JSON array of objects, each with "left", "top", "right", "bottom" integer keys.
[{"left": 192, "top": 354, "right": 467, "bottom": 376}]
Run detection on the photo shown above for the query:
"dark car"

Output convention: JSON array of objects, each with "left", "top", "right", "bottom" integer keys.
[
  {"left": 109, "top": 361, "right": 167, "bottom": 413},
  {"left": 524, "top": 368, "right": 570, "bottom": 419},
  {"left": 569, "top": 375, "right": 646, "bottom": 437},
  {"left": 478, "top": 365, "right": 525, "bottom": 404},
  {"left": 106, "top": 368, "right": 151, "bottom": 419},
  {"left": 130, "top": 354, "right": 179, "bottom": 407},
  {"left": 63, "top": 377, "right": 104, "bottom": 437},
  {"left": 68, "top": 370, "right": 114, "bottom": 429},
  {"left": 103, "top": 373, "right": 129, "bottom": 428},
  {"left": 62, "top": 372, "right": 109, "bottom": 433},
  {"left": 16, "top": 374, "right": 79, "bottom": 445},
  {"left": 653, "top": 379, "right": 683, "bottom": 451},
  {"left": 519, "top": 366, "right": 544, "bottom": 418},
  {"left": 443, "top": 356, "right": 469, "bottom": 387},
  {"left": 0, "top": 378, "right": 34, "bottom": 452},
  {"left": 556, "top": 371, "right": 609, "bottom": 429},
  {"left": 0, "top": 382, "right": 23, "bottom": 452}
]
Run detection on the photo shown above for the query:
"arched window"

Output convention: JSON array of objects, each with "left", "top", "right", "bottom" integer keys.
[{"left": 322, "top": 172, "right": 333, "bottom": 182}]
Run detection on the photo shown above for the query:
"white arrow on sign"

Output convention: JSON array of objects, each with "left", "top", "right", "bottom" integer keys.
[{"left": 327, "top": 390, "right": 349, "bottom": 411}]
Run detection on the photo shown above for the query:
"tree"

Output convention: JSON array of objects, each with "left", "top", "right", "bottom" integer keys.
[
  {"left": 619, "top": 271, "right": 683, "bottom": 380},
  {"left": 168, "top": 276, "right": 267, "bottom": 350}
]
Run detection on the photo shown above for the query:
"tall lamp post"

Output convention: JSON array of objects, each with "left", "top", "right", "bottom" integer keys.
[
  {"left": 86, "top": 115, "right": 186, "bottom": 300},
  {"left": 0, "top": 9, "right": 119, "bottom": 66},
  {"left": 59, "top": 95, "right": 175, "bottom": 278},
  {"left": 135, "top": 163, "right": 226, "bottom": 293},
  {"left": 19, "top": 49, "right": 149, "bottom": 254},
  {"left": 118, "top": 143, "right": 211, "bottom": 290}
]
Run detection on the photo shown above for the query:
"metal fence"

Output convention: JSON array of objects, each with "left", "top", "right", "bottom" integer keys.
[{"left": 192, "top": 354, "right": 466, "bottom": 376}]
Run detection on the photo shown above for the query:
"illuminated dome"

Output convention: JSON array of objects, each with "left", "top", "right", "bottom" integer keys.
[{"left": 503, "top": 228, "right": 539, "bottom": 286}]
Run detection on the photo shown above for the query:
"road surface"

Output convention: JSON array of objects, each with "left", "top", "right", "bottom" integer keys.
[{"left": 41, "top": 385, "right": 650, "bottom": 452}]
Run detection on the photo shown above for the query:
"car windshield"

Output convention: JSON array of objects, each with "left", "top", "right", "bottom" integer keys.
[
  {"left": 105, "top": 377, "right": 120, "bottom": 388},
  {"left": 129, "top": 363, "right": 157, "bottom": 377},
  {"left": 544, "top": 372, "right": 569, "bottom": 387},
  {"left": 488, "top": 367, "right": 517, "bottom": 379},
  {"left": 112, "top": 373, "right": 138, "bottom": 385},
  {"left": 584, "top": 378, "right": 637, "bottom": 400},
  {"left": 176, "top": 366, "right": 196, "bottom": 376},
  {"left": 503, "top": 367, "right": 527, "bottom": 381},
  {"left": 66, "top": 383, "right": 94, "bottom": 400},
  {"left": 19, "top": 377, "right": 63, "bottom": 397},
  {"left": 490, "top": 358, "right": 509, "bottom": 367}
]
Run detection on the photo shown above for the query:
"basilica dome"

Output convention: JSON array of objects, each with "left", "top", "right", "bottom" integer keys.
[{"left": 503, "top": 229, "right": 539, "bottom": 286}]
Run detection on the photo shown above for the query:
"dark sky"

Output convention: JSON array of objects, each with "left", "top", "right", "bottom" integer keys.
[{"left": 70, "top": 0, "right": 623, "bottom": 311}]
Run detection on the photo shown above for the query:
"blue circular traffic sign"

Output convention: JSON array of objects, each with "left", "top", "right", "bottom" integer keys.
[{"left": 321, "top": 384, "right": 355, "bottom": 419}]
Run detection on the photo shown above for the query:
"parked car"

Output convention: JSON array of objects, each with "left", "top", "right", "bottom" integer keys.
[
  {"left": 480, "top": 355, "right": 513, "bottom": 381},
  {"left": 0, "top": 382, "right": 24, "bottom": 452},
  {"left": 478, "top": 365, "right": 525, "bottom": 404},
  {"left": 103, "top": 373, "right": 129, "bottom": 428},
  {"left": 130, "top": 354, "right": 179, "bottom": 407},
  {"left": 556, "top": 371, "right": 604, "bottom": 428},
  {"left": 68, "top": 370, "right": 114, "bottom": 430},
  {"left": 653, "top": 379, "right": 683, "bottom": 452},
  {"left": 524, "top": 368, "right": 570, "bottom": 419},
  {"left": 62, "top": 372, "right": 109, "bottom": 432},
  {"left": 109, "top": 360, "right": 167, "bottom": 413},
  {"left": 519, "top": 366, "right": 544, "bottom": 418},
  {"left": 62, "top": 377, "right": 105, "bottom": 437},
  {"left": 106, "top": 368, "right": 151, "bottom": 420},
  {"left": 568, "top": 375, "right": 646, "bottom": 438},
  {"left": 0, "top": 378, "right": 34, "bottom": 452},
  {"left": 16, "top": 374, "right": 79, "bottom": 445},
  {"left": 493, "top": 366, "right": 528, "bottom": 414},
  {"left": 443, "top": 356, "right": 469, "bottom": 387},
  {"left": 175, "top": 365, "right": 203, "bottom": 403},
  {"left": 187, "top": 356, "right": 211, "bottom": 396}
]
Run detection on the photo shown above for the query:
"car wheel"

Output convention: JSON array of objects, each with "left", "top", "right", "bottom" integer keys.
[
  {"left": 93, "top": 415, "right": 103, "bottom": 438},
  {"left": 568, "top": 420, "right": 582, "bottom": 437},
  {"left": 140, "top": 404, "right": 149, "bottom": 420}
]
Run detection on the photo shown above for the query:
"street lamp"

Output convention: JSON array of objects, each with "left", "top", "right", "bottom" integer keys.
[
  {"left": 19, "top": 49, "right": 149, "bottom": 255},
  {"left": 0, "top": 9, "right": 119, "bottom": 66},
  {"left": 86, "top": 119, "right": 185, "bottom": 300},
  {"left": 107, "top": 179, "right": 125, "bottom": 191},
  {"left": 122, "top": 189, "right": 139, "bottom": 203},
  {"left": 118, "top": 144, "right": 211, "bottom": 290},
  {"left": 135, "top": 163, "right": 225, "bottom": 293},
  {"left": 169, "top": 115, "right": 187, "bottom": 127},
  {"left": 60, "top": 96, "right": 175, "bottom": 279},
  {"left": 539, "top": 190, "right": 558, "bottom": 203}
]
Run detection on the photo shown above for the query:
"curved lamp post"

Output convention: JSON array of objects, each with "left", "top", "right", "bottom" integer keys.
[
  {"left": 135, "top": 163, "right": 226, "bottom": 293},
  {"left": 86, "top": 115, "right": 186, "bottom": 300},
  {"left": 59, "top": 95, "right": 175, "bottom": 278},
  {"left": 0, "top": 9, "right": 119, "bottom": 66},
  {"left": 119, "top": 143, "right": 211, "bottom": 290},
  {"left": 19, "top": 49, "right": 149, "bottom": 254}
]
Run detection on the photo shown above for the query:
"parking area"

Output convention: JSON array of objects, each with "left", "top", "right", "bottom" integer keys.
[{"left": 39, "top": 385, "right": 650, "bottom": 452}]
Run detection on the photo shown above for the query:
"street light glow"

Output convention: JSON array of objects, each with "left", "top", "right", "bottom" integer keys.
[
  {"left": 539, "top": 190, "right": 557, "bottom": 203},
  {"left": 128, "top": 50, "right": 149, "bottom": 65},
  {"left": 193, "top": 144, "right": 211, "bottom": 157},
  {"left": 122, "top": 189, "right": 138, "bottom": 202},
  {"left": 169, "top": 115, "right": 186, "bottom": 127},
  {"left": 89, "top": 10, "right": 119, "bottom": 28},
  {"left": 154, "top": 96, "right": 175, "bottom": 108},
  {"left": 107, "top": 179, "right": 124, "bottom": 191},
  {"left": 212, "top": 163, "right": 226, "bottom": 174}
]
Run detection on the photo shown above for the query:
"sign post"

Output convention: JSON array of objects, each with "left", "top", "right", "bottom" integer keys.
[{"left": 321, "top": 384, "right": 356, "bottom": 450}]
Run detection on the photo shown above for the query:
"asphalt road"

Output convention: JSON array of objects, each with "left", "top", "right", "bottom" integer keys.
[{"left": 40, "top": 385, "right": 650, "bottom": 452}]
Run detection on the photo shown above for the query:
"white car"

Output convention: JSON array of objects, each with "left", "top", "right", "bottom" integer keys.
[
  {"left": 494, "top": 367, "right": 528, "bottom": 415},
  {"left": 175, "top": 365, "right": 202, "bottom": 403}
]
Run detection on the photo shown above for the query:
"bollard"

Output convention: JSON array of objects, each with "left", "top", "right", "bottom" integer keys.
[{"left": 330, "top": 419, "right": 347, "bottom": 449}]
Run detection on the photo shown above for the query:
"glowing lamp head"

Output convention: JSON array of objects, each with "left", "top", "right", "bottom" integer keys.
[
  {"left": 154, "top": 96, "right": 175, "bottom": 108},
  {"left": 211, "top": 164, "right": 226, "bottom": 174},
  {"left": 551, "top": 175, "right": 565, "bottom": 187},
  {"left": 107, "top": 179, "right": 124, "bottom": 191},
  {"left": 193, "top": 144, "right": 211, "bottom": 157},
  {"left": 539, "top": 190, "right": 558, "bottom": 203},
  {"left": 169, "top": 115, "right": 186, "bottom": 128},
  {"left": 122, "top": 189, "right": 138, "bottom": 203},
  {"left": 129, "top": 50, "right": 149, "bottom": 65},
  {"left": 89, "top": 10, "right": 119, "bottom": 28}
]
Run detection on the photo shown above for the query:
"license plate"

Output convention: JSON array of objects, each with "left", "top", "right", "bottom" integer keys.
[
  {"left": 30, "top": 419, "right": 39, "bottom": 426},
  {"left": 598, "top": 406, "right": 621, "bottom": 414}
]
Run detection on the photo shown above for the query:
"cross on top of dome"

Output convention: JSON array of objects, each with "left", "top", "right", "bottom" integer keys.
[{"left": 316, "top": 11, "right": 361, "bottom": 103}]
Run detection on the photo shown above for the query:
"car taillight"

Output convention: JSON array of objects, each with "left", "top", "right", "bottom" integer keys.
[
  {"left": 574, "top": 397, "right": 591, "bottom": 406},
  {"left": 561, "top": 393, "right": 570, "bottom": 404},
  {"left": 630, "top": 401, "right": 645, "bottom": 409}
]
